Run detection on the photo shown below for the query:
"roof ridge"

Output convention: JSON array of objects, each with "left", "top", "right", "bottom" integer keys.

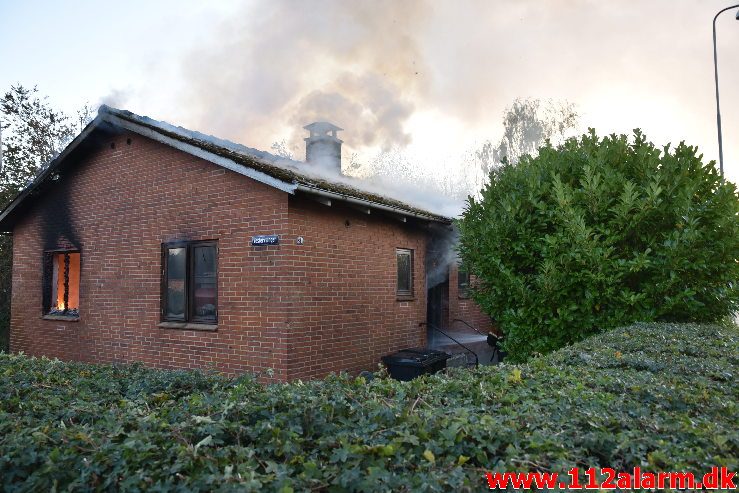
[{"left": 99, "top": 105, "right": 302, "bottom": 168}]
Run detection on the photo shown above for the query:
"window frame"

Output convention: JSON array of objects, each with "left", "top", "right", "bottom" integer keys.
[
  {"left": 396, "top": 248, "right": 414, "bottom": 298},
  {"left": 457, "top": 264, "right": 470, "bottom": 299},
  {"left": 161, "top": 240, "right": 218, "bottom": 324},
  {"left": 42, "top": 249, "right": 81, "bottom": 319}
]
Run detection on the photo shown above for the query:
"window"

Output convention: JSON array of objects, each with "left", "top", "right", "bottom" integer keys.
[
  {"left": 458, "top": 265, "right": 470, "bottom": 298},
  {"left": 162, "top": 241, "right": 218, "bottom": 324},
  {"left": 396, "top": 248, "right": 413, "bottom": 297},
  {"left": 44, "top": 251, "right": 81, "bottom": 318}
]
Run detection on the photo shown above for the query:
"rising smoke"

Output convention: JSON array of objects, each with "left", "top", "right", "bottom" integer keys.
[
  {"left": 98, "top": 0, "right": 739, "bottom": 211},
  {"left": 180, "top": 0, "right": 430, "bottom": 154},
  {"left": 166, "top": 0, "right": 477, "bottom": 216}
]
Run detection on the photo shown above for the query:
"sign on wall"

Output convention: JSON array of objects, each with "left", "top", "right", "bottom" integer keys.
[{"left": 251, "top": 235, "right": 280, "bottom": 246}]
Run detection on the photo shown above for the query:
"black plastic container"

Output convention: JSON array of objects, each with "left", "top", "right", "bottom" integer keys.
[{"left": 382, "top": 348, "right": 451, "bottom": 381}]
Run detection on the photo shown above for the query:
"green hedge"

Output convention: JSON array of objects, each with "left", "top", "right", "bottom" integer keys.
[
  {"left": 458, "top": 131, "right": 739, "bottom": 361},
  {"left": 1, "top": 322, "right": 737, "bottom": 492}
]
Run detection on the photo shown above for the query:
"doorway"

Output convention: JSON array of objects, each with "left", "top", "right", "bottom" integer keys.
[{"left": 426, "top": 277, "right": 449, "bottom": 346}]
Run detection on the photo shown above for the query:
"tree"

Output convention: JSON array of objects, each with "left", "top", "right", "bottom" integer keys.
[
  {"left": 269, "top": 139, "right": 294, "bottom": 160},
  {"left": 0, "top": 85, "right": 89, "bottom": 350},
  {"left": 0, "top": 86, "right": 82, "bottom": 194},
  {"left": 476, "top": 98, "right": 579, "bottom": 176},
  {"left": 458, "top": 130, "right": 739, "bottom": 361}
]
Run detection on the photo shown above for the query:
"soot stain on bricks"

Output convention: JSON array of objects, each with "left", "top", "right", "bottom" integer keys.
[
  {"left": 38, "top": 165, "right": 82, "bottom": 314},
  {"left": 40, "top": 172, "right": 81, "bottom": 251}
]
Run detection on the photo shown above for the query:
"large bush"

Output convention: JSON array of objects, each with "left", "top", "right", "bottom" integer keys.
[
  {"left": 458, "top": 130, "right": 739, "bottom": 361},
  {"left": 0, "top": 323, "right": 736, "bottom": 491}
]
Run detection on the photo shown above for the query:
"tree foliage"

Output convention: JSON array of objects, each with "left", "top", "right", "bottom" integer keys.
[
  {"left": 0, "top": 85, "right": 82, "bottom": 193},
  {"left": 458, "top": 130, "right": 739, "bottom": 361},
  {"left": 269, "top": 139, "right": 294, "bottom": 160},
  {"left": 475, "top": 98, "right": 579, "bottom": 177},
  {"left": 0, "top": 85, "right": 90, "bottom": 350},
  {"left": 0, "top": 322, "right": 736, "bottom": 491}
]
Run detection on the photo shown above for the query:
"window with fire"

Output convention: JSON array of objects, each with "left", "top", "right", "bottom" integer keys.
[
  {"left": 44, "top": 251, "right": 81, "bottom": 318},
  {"left": 162, "top": 241, "right": 218, "bottom": 324}
]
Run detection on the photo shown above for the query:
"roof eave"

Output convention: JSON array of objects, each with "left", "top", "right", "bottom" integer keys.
[
  {"left": 0, "top": 114, "right": 108, "bottom": 231},
  {"left": 0, "top": 106, "right": 451, "bottom": 231},
  {"left": 295, "top": 183, "right": 452, "bottom": 224}
]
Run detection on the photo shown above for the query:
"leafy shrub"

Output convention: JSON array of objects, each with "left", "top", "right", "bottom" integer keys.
[
  {"left": 0, "top": 323, "right": 737, "bottom": 492},
  {"left": 0, "top": 313, "right": 7, "bottom": 352},
  {"left": 458, "top": 130, "right": 739, "bottom": 360}
]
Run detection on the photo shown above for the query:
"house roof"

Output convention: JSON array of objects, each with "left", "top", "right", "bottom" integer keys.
[{"left": 0, "top": 106, "right": 451, "bottom": 232}]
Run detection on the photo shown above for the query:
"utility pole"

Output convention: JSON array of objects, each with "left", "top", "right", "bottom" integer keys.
[{"left": 712, "top": 3, "right": 739, "bottom": 175}]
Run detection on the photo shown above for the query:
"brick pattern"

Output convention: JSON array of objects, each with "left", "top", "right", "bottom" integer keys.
[
  {"left": 11, "top": 132, "right": 290, "bottom": 379},
  {"left": 284, "top": 197, "right": 427, "bottom": 379},
  {"left": 447, "top": 264, "right": 496, "bottom": 335},
  {"left": 9, "top": 132, "right": 430, "bottom": 380}
]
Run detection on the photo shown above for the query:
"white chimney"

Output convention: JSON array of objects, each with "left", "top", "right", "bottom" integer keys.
[{"left": 304, "top": 122, "right": 343, "bottom": 172}]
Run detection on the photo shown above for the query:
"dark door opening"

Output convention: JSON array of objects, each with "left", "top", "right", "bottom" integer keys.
[
  {"left": 426, "top": 279, "right": 449, "bottom": 346},
  {"left": 425, "top": 226, "right": 453, "bottom": 347}
]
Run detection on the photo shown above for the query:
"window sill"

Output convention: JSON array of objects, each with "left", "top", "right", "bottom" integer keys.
[
  {"left": 396, "top": 295, "right": 416, "bottom": 302},
  {"left": 157, "top": 322, "right": 218, "bottom": 331},
  {"left": 42, "top": 314, "right": 80, "bottom": 322}
]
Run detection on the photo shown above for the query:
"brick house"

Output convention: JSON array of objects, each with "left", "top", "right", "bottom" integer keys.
[{"left": 0, "top": 106, "right": 492, "bottom": 380}]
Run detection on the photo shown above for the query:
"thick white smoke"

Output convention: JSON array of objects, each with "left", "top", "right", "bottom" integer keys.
[
  {"left": 99, "top": 0, "right": 739, "bottom": 209},
  {"left": 180, "top": 1, "right": 430, "bottom": 154}
]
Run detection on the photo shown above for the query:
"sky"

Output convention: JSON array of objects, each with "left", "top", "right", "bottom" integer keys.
[{"left": 1, "top": 0, "right": 738, "bottom": 190}]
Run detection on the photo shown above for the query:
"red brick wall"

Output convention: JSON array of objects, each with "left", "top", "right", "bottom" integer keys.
[
  {"left": 447, "top": 264, "right": 495, "bottom": 334},
  {"left": 9, "top": 131, "right": 430, "bottom": 380},
  {"left": 10, "top": 131, "right": 292, "bottom": 379},
  {"left": 284, "top": 196, "right": 428, "bottom": 379}
]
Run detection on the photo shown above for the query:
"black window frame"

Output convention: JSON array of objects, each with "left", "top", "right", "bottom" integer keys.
[
  {"left": 396, "top": 248, "right": 414, "bottom": 298},
  {"left": 42, "top": 249, "right": 82, "bottom": 318},
  {"left": 457, "top": 264, "right": 470, "bottom": 299},
  {"left": 161, "top": 240, "right": 218, "bottom": 324}
]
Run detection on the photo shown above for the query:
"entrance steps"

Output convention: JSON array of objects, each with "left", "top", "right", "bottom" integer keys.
[{"left": 428, "top": 330, "right": 501, "bottom": 367}]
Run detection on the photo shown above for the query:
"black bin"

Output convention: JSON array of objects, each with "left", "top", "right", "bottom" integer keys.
[{"left": 382, "top": 348, "right": 451, "bottom": 381}]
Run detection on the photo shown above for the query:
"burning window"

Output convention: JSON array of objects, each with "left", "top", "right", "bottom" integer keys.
[
  {"left": 162, "top": 241, "right": 217, "bottom": 324},
  {"left": 457, "top": 265, "right": 470, "bottom": 298},
  {"left": 45, "top": 251, "right": 81, "bottom": 317},
  {"left": 396, "top": 248, "right": 413, "bottom": 297}
]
